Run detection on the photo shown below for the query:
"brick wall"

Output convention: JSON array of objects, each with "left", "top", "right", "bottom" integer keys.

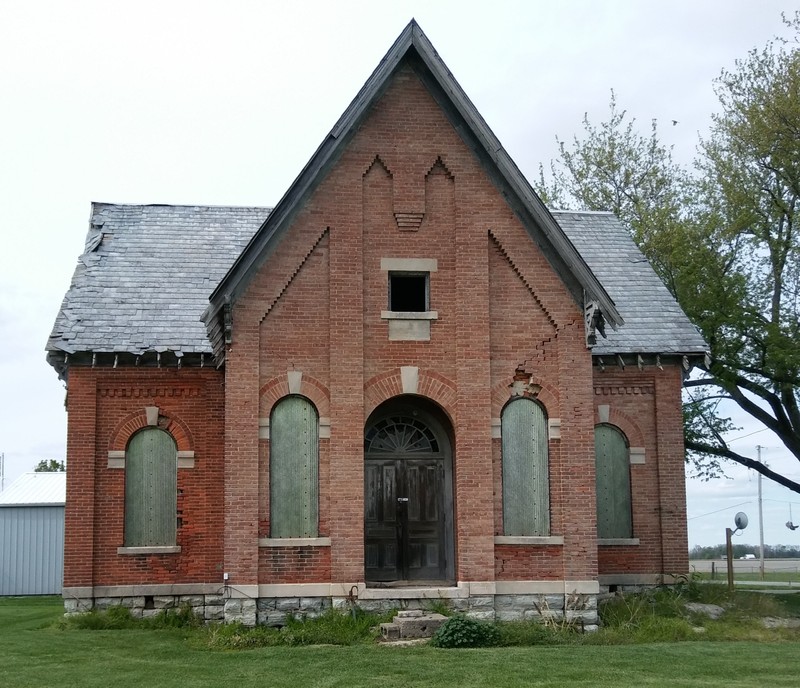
[
  {"left": 65, "top": 367, "right": 225, "bottom": 587},
  {"left": 65, "top": 63, "right": 689, "bottom": 593},
  {"left": 593, "top": 364, "right": 689, "bottom": 576},
  {"left": 225, "top": 65, "right": 602, "bottom": 586}
]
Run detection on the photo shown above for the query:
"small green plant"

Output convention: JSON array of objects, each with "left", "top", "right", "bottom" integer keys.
[
  {"left": 424, "top": 598, "right": 453, "bottom": 617},
  {"left": 430, "top": 615, "right": 500, "bottom": 648},
  {"left": 150, "top": 604, "right": 203, "bottom": 629}
]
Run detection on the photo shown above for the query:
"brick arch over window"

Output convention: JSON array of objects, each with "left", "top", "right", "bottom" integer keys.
[
  {"left": 491, "top": 376, "right": 559, "bottom": 420},
  {"left": 259, "top": 373, "right": 330, "bottom": 418},
  {"left": 108, "top": 408, "right": 193, "bottom": 453},
  {"left": 600, "top": 407, "right": 645, "bottom": 450},
  {"left": 364, "top": 369, "right": 456, "bottom": 419}
]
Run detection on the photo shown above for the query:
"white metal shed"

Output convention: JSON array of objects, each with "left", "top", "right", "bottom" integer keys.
[{"left": 0, "top": 472, "right": 65, "bottom": 595}]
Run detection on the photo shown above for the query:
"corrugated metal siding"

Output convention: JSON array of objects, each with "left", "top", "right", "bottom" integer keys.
[
  {"left": 502, "top": 398, "right": 550, "bottom": 536},
  {"left": 0, "top": 506, "right": 64, "bottom": 595}
]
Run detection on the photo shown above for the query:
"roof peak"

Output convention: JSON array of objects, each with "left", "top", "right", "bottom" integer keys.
[{"left": 204, "top": 19, "right": 622, "bottom": 353}]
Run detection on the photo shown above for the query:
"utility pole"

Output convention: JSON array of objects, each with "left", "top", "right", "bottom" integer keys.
[
  {"left": 0, "top": 452, "right": 4, "bottom": 492},
  {"left": 757, "top": 445, "right": 765, "bottom": 581}
]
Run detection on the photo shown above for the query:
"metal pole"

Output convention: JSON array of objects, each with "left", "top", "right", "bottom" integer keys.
[
  {"left": 757, "top": 445, "right": 765, "bottom": 581},
  {"left": 726, "top": 527, "right": 735, "bottom": 592}
]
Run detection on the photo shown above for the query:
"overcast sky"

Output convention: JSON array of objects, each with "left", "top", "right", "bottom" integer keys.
[{"left": 1, "top": 0, "right": 798, "bottom": 549}]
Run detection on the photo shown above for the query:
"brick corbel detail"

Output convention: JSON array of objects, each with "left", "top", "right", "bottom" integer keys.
[
  {"left": 364, "top": 368, "right": 457, "bottom": 419},
  {"left": 257, "top": 228, "right": 330, "bottom": 326},
  {"left": 489, "top": 230, "right": 559, "bottom": 330},
  {"left": 108, "top": 408, "right": 194, "bottom": 453}
]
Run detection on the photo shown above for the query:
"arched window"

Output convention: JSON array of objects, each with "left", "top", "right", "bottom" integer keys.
[
  {"left": 594, "top": 424, "right": 633, "bottom": 539},
  {"left": 125, "top": 428, "right": 177, "bottom": 546},
  {"left": 270, "top": 396, "right": 319, "bottom": 538},
  {"left": 501, "top": 397, "right": 550, "bottom": 536}
]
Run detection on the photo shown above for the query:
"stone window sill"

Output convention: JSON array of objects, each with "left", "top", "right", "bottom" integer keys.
[
  {"left": 259, "top": 537, "right": 332, "bottom": 547},
  {"left": 117, "top": 546, "right": 181, "bottom": 555},
  {"left": 598, "top": 538, "right": 640, "bottom": 546},
  {"left": 494, "top": 535, "right": 564, "bottom": 546},
  {"left": 380, "top": 311, "right": 438, "bottom": 320}
]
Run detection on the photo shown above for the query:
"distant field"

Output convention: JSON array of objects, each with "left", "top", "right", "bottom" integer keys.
[
  {"left": 689, "top": 559, "right": 800, "bottom": 575},
  {"left": 689, "top": 559, "right": 800, "bottom": 586}
]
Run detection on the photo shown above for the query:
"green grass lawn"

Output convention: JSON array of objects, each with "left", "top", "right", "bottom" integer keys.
[{"left": 2, "top": 596, "right": 799, "bottom": 688}]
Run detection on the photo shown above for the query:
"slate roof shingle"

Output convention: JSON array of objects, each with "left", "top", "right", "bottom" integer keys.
[
  {"left": 47, "top": 203, "right": 268, "bottom": 358},
  {"left": 553, "top": 210, "right": 708, "bottom": 356},
  {"left": 47, "top": 203, "right": 707, "bottom": 367}
]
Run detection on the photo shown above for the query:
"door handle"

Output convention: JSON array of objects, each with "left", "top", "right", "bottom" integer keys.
[{"left": 397, "top": 497, "right": 409, "bottom": 502}]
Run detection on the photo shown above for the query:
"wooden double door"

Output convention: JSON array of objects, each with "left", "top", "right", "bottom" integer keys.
[{"left": 364, "top": 403, "right": 454, "bottom": 584}]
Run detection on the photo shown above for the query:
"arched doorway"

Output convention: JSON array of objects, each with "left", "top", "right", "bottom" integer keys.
[{"left": 364, "top": 397, "right": 454, "bottom": 585}]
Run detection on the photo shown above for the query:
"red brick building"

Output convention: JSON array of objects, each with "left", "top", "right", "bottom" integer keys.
[{"left": 47, "top": 22, "right": 707, "bottom": 626}]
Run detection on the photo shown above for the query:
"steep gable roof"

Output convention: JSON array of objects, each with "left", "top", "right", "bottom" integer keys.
[{"left": 202, "top": 20, "right": 622, "bottom": 357}]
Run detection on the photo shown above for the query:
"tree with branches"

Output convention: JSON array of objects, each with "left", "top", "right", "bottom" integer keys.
[{"left": 538, "top": 14, "right": 800, "bottom": 492}]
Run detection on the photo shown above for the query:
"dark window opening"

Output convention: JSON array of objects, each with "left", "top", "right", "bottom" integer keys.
[{"left": 389, "top": 272, "right": 428, "bottom": 312}]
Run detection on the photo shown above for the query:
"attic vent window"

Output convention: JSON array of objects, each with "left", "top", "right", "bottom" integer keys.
[
  {"left": 389, "top": 272, "right": 428, "bottom": 312},
  {"left": 380, "top": 258, "right": 439, "bottom": 341}
]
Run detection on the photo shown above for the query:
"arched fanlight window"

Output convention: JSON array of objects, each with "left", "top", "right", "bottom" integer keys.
[
  {"left": 125, "top": 428, "right": 177, "bottom": 546},
  {"left": 501, "top": 397, "right": 550, "bottom": 536},
  {"left": 270, "top": 396, "right": 319, "bottom": 538},
  {"left": 594, "top": 424, "right": 633, "bottom": 538}
]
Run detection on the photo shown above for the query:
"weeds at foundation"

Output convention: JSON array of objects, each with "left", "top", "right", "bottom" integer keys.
[
  {"left": 57, "top": 604, "right": 202, "bottom": 631},
  {"left": 53, "top": 583, "right": 800, "bottom": 650},
  {"left": 204, "top": 608, "right": 394, "bottom": 649},
  {"left": 423, "top": 597, "right": 454, "bottom": 617}
]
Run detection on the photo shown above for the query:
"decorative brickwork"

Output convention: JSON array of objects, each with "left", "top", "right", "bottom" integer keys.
[{"left": 59, "top": 44, "right": 693, "bottom": 621}]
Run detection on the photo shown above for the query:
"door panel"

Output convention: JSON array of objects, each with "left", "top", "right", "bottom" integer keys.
[
  {"left": 364, "top": 457, "right": 446, "bottom": 582},
  {"left": 364, "top": 460, "right": 398, "bottom": 581}
]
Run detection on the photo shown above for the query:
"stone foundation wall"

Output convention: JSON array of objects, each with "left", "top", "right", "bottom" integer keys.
[{"left": 64, "top": 592, "right": 599, "bottom": 630}]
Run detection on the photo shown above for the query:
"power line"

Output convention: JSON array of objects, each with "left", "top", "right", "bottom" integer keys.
[
  {"left": 688, "top": 501, "right": 752, "bottom": 521},
  {"left": 726, "top": 427, "right": 769, "bottom": 443}
]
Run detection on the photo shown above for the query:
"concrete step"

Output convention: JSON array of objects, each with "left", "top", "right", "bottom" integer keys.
[{"left": 380, "top": 609, "right": 447, "bottom": 640}]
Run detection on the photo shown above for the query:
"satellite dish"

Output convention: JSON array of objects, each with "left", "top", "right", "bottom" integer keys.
[{"left": 734, "top": 512, "right": 748, "bottom": 530}]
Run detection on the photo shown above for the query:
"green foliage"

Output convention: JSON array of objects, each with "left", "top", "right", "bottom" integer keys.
[
  {"left": 430, "top": 615, "right": 500, "bottom": 648},
  {"left": 495, "top": 620, "right": 578, "bottom": 646},
  {"left": 536, "top": 13, "right": 800, "bottom": 491},
  {"left": 6, "top": 596, "right": 800, "bottom": 688},
  {"left": 34, "top": 459, "right": 65, "bottom": 472},
  {"left": 59, "top": 604, "right": 202, "bottom": 631},
  {"left": 424, "top": 598, "right": 454, "bottom": 616},
  {"left": 205, "top": 608, "right": 391, "bottom": 649},
  {"left": 204, "top": 622, "right": 284, "bottom": 649}
]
